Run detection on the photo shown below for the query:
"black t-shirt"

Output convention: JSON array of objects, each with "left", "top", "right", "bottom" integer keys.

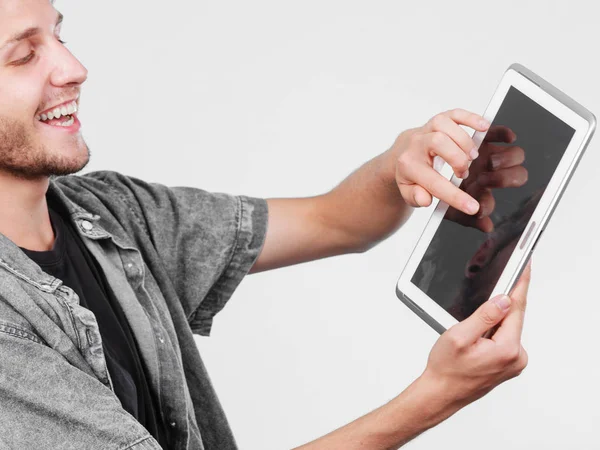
[{"left": 21, "top": 203, "right": 169, "bottom": 448}]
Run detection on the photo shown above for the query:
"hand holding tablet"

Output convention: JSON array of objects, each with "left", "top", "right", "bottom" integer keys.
[
  {"left": 422, "top": 259, "right": 531, "bottom": 408},
  {"left": 395, "top": 63, "right": 596, "bottom": 333}
]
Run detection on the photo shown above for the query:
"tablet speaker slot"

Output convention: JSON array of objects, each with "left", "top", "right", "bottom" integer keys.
[{"left": 519, "top": 221, "right": 537, "bottom": 250}]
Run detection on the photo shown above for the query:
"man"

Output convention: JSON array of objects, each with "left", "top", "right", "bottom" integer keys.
[{"left": 0, "top": 1, "right": 530, "bottom": 449}]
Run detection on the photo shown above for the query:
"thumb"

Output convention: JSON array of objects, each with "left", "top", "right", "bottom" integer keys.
[
  {"left": 454, "top": 294, "right": 512, "bottom": 342},
  {"left": 399, "top": 184, "right": 432, "bottom": 207}
]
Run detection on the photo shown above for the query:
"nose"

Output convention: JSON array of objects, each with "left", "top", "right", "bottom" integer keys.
[{"left": 49, "top": 43, "right": 88, "bottom": 88}]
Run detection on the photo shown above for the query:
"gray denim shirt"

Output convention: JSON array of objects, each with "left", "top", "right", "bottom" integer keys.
[{"left": 0, "top": 171, "right": 268, "bottom": 450}]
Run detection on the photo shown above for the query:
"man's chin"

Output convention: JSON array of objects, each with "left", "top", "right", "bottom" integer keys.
[{"left": 2, "top": 144, "right": 91, "bottom": 180}]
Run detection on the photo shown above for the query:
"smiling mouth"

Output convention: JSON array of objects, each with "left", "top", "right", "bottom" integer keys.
[{"left": 36, "top": 100, "right": 79, "bottom": 128}]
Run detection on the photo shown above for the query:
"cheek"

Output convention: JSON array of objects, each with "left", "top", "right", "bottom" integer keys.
[{"left": 0, "top": 74, "right": 44, "bottom": 119}]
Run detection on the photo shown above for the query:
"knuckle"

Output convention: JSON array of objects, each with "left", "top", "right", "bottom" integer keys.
[
  {"left": 396, "top": 152, "right": 413, "bottom": 171},
  {"left": 517, "top": 350, "right": 529, "bottom": 372},
  {"left": 430, "top": 131, "right": 445, "bottom": 148},
  {"left": 456, "top": 158, "right": 469, "bottom": 173},
  {"left": 478, "top": 310, "right": 497, "bottom": 327},
  {"left": 430, "top": 115, "right": 444, "bottom": 130},
  {"left": 461, "top": 136, "right": 475, "bottom": 153},
  {"left": 447, "top": 332, "right": 468, "bottom": 351},
  {"left": 516, "top": 358, "right": 529, "bottom": 375},
  {"left": 500, "top": 346, "right": 521, "bottom": 365}
]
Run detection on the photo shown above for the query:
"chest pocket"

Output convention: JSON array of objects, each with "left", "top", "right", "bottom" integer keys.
[
  {"left": 0, "top": 300, "right": 45, "bottom": 345},
  {"left": 0, "top": 320, "right": 45, "bottom": 345}
]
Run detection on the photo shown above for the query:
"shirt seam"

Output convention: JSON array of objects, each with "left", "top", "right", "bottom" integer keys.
[
  {"left": 0, "top": 257, "right": 61, "bottom": 293},
  {"left": 187, "top": 194, "right": 243, "bottom": 326},
  {"left": 119, "top": 435, "right": 158, "bottom": 450},
  {"left": 95, "top": 173, "right": 151, "bottom": 237},
  {"left": 54, "top": 286, "right": 82, "bottom": 350},
  {"left": 0, "top": 321, "right": 44, "bottom": 345}
]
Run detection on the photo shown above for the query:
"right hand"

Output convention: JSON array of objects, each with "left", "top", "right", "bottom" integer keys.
[
  {"left": 445, "top": 125, "right": 528, "bottom": 233},
  {"left": 422, "top": 260, "right": 531, "bottom": 408}
]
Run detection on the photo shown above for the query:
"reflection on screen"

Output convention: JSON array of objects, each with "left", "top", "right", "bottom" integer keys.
[{"left": 411, "top": 87, "right": 575, "bottom": 321}]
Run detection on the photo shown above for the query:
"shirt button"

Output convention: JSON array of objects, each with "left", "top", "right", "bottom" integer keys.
[
  {"left": 81, "top": 220, "right": 93, "bottom": 231},
  {"left": 158, "top": 335, "right": 165, "bottom": 344},
  {"left": 127, "top": 263, "right": 133, "bottom": 268},
  {"left": 169, "top": 421, "right": 176, "bottom": 428}
]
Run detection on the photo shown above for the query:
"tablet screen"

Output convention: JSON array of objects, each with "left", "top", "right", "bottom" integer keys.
[{"left": 411, "top": 86, "right": 575, "bottom": 321}]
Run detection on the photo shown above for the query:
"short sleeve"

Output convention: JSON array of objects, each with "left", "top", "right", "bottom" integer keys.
[{"left": 77, "top": 171, "right": 269, "bottom": 336}]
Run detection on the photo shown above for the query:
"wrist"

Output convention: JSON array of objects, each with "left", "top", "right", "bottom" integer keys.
[
  {"left": 409, "top": 371, "right": 464, "bottom": 423},
  {"left": 373, "top": 372, "right": 461, "bottom": 447},
  {"left": 292, "top": 373, "right": 461, "bottom": 450}
]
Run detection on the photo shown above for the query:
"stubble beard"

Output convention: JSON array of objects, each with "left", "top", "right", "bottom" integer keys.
[{"left": 0, "top": 116, "right": 90, "bottom": 180}]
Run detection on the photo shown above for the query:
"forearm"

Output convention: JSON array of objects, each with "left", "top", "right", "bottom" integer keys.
[
  {"left": 318, "top": 145, "right": 412, "bottom": 253},
  {"left": 293, "top": 373, "right": 460, "bottom": 450},
  {"left": 251, "top": 147, "right": 412, "bottom": 273}
]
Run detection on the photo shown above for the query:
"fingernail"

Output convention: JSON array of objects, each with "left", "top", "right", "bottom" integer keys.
[
  {"left": 470, "top": 148, "right": 479, "bottom": 159},
  {"left": 480, "top": 119, "right": 491, "bottom": 129},
  {"left": 493, "top": 295, "right": 511, "bottom": 311},
  {"left": 477, "top": 205, "right": 487, "bottom": 218},
  {"left": 466, "top": 199, "right": 479, "bottom": 215},
  {"left": 490, "top": 154, "right": 501, "bottom": 170}
]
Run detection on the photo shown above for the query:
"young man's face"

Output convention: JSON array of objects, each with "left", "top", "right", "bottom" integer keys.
[{"left": 0, "top": 0, "right": 89, "bottom": 180}]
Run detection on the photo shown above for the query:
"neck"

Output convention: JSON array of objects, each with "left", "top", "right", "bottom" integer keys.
[{"left": 0, "top": 172, "right": 54, "bottom": 251}]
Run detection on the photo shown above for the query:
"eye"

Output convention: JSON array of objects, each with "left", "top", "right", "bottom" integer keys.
[
  {"left": 12, "top": 50, "right": 35, "bottom": 66},
  {"left": 57, "top": 38, "right": 67, "bottom": 45}
]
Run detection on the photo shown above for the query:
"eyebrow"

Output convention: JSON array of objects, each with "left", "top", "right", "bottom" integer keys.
[{"left": 0, "top": 11, "right": 63, "bottom": 52}]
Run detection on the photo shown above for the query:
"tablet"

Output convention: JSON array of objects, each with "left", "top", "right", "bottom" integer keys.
[{"left": 395, "top": 63, "right": 596, "bottom": 334}]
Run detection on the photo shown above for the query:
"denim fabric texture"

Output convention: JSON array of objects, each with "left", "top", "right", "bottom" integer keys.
[{"left": 0, "top": 171, "right": 268, "bottom": 449}]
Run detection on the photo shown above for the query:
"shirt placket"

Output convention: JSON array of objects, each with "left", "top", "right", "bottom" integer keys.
[{"left": 72, "top": 215, "right": 193, "bottom": 450}]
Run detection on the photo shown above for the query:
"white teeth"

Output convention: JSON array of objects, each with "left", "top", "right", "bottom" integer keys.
[
  {"left": 38, "top": 100, "right": 79, "bottom": 122},
  {"left": 56, "top": 116, "right": 74, "bottom": 127}
]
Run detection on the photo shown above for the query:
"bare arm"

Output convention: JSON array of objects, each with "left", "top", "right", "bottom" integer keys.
[
  {"left": 250, "top": 148, "right": 410, "bottom": 273},
  {"left": 293, "top": 374, "right": 457, "bottom": 450},
  {"left": 294, "top": 263, "right": 531, "bottom": 449},
  {"left": 251, "top": 109, "right": 491, "bottom": 273}
]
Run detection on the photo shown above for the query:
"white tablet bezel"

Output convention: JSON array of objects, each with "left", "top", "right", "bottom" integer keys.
[{"left": 396, "top": 64, "right": 595, "bottom": 332}]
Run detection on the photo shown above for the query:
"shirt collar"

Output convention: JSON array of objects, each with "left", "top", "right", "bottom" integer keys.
[{"left": 0, "top": 178, "right": 107, "bottom": 294}]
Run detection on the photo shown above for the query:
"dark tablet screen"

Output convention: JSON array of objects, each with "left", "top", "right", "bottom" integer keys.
[{"left": 411, "top": 86, "right": 575, "bottom": 321}]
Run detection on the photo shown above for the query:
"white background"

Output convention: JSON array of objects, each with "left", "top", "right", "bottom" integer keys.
[{"left": 59, "top": 0, "right": 599, "bottom": 448}]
